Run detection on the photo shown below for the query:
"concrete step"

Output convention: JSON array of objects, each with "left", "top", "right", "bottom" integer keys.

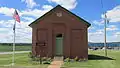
[
  {"left": 48, "top": 61, "right": 63, "bottom": 68},
  {"left": 54, "top": 56, "right": 63, "bottom": 61}
]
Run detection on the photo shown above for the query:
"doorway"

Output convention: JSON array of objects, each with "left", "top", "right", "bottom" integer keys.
[{"left": 55, "top": 34, "right": 63, "bottom": 56}]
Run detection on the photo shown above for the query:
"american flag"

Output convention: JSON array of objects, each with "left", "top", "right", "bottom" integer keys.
[{"left": 13, "top": 9, "right": 20, "bottom": 23}]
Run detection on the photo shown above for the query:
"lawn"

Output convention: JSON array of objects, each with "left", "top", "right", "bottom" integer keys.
[
  {"left": 0, "top": 50, "right": 120, "bottom": 68},
  {"left": 0, "top": 45, "right": 31, "bottom": 52},
  {"left": 0, "top": 53, "right": 48, "bottom": 68},
  {"left": 62, "top": 50, "right": 120, "bottom": 68}
]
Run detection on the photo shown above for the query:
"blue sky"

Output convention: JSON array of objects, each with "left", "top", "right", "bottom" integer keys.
[{"left": 0, "top": 0, "right": 120, "bottom": 43}]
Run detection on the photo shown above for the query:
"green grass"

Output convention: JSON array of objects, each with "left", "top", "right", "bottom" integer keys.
[
  {"left": 0, "top": 45, "right": 31, "bottom": 52},
  {"left": 62, "top": 50, "right": 120, "bottom": 68},
  {"left": 1, "top": 49, "right": 120, "bottom": 68},
  {"left": 0, "top": 53, "right": 48, "bottom": 68}
]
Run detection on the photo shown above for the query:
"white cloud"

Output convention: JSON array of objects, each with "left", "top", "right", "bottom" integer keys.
[
  {"left": 89, "top": 25, "right": 118, "bottom": 32},
  {"left": 0, "top": 19, "right": 32, "bottom": 43},
  {"left": 42, "top": 5, "right": 53, "bottom": 10},
  {"left": 92, "top": 20, "right": 104, "bottom": 26},
  {"left": 107, "top": 32, "right": 120, "bottom": 42},
  {"left": 0, "top": 7, "right": 14, "bottom": 16},
  {"left": 21, "top": 5, "right": 53, "bottom": 18},
  {"left": 21, "top": 9, "right": 47, "bottom": 18},
  {"left": 0, "top": 20, "right": 14, "bottom": 28},
  {"left": 88, "top": 31, "right": 104, "bottom": 43},
  {"left": 0, "top": 26, "right": 14, "bottom": 43},
  {"left": 107, "top": 36, "right": 120, "bottom": 42},
  {"left": 21, "top": 0, "right": 39, "bottom": 8},
  {"left": 88, "top": 28, "right": 120, "bottom": 42},
  {"left": 106, "top": 25, "right": 118, "bottom": 31},
  {"left": 102, "top": 5, "right": 120, "bottom": 23},
  {"left": 89, "top": 30, "right": 104, "bottom": 36},
  {"left": 116, "top": 32, "right": 120, "bottom": 35},
  {"left": 22, "top": 16, "right": 35, "bottom": 21},
  {"left": 47, "top": 0, "right": 77, "bottom": 10},
  {"left": 114, "top": 32, "right": 120, "bottom": 37},
  {"left": 88, "top": 30, "right": 104, "bottom": 42},
  {"left": 0, "top": 5, "right": 53, "bottom": 18}
]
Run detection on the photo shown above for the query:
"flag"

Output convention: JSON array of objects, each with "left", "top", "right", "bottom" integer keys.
[{"left": 13, "top": 9, "right": 20, "bottom": 23}]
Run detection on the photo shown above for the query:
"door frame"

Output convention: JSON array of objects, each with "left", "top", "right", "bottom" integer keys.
[{"left": 55, "top": 33, "right": 64, "bottom": 56}]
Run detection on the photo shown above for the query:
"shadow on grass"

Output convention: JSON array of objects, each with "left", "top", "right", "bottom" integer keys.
[{"left": 88, "top": 54, "right": 115, "bottom": 60}]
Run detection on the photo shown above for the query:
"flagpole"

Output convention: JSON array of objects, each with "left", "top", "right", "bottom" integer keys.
[
  {"left": 101, "top": 0, "right": 107, "bottom": 56},
  {"left": 12, "top": 9, "right": 20, "bottom": 65},
  {"left": 12, "top": 20, "right": 16, "bottom": 66},
  {"left": 104, "top": 12, "right": 107, "bottom": 56}
]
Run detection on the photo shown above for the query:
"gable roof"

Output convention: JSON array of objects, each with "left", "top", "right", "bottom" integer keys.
[{"left": 29, "top": 5, "right": 91, "bottom": 27}]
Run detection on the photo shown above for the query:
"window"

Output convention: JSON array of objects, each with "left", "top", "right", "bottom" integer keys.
[{"left": 56, "top": 34, "right": 63, "bottom": 37}]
